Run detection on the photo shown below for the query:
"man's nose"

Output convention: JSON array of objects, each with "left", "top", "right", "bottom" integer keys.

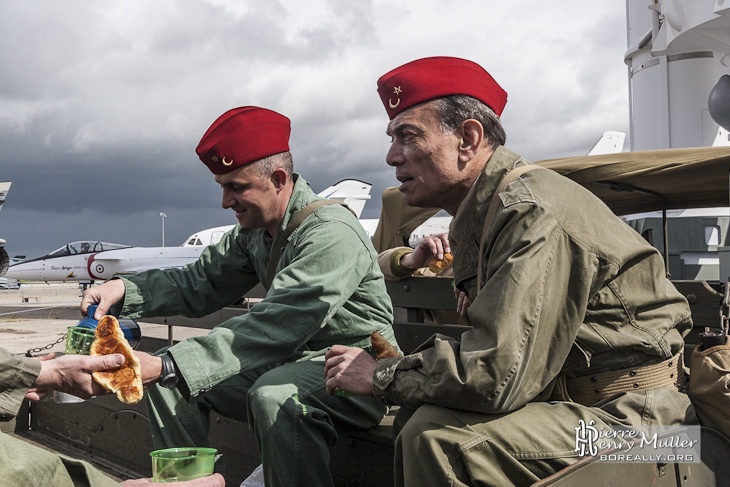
[
  {"left": 386, "top": 143, "right": 403, "bottom": 167},
  {"left": 221, "top": 190, "right": 234, "bottom": 209}
]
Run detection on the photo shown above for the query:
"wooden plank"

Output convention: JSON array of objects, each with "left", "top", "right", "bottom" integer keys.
[{"left": 386, "top": 277, "right": 457, "bottom": 310}]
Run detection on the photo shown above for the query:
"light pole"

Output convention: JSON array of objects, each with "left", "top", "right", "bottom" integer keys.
[{"left": 160, "top": 212, "right": 167, "bottom": 247}]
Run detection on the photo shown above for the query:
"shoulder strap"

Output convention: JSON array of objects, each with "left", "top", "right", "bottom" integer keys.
[
  {"left": 477, "top": 165, "right": 545, "bottom": 293},
  {"left": 266, "top": 200, "right": 341, "bottom": 288}
]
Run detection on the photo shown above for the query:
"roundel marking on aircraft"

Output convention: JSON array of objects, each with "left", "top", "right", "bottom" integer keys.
[{"left": 87, "top": 253, "right": 105, "bottom": 280}]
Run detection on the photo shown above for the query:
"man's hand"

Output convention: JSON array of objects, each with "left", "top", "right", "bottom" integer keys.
[
  {"left": 28, "top": 353, "right": 126, "bottom": 400},
  {"left": 81, "top": 279, "right": 126, "bottom": 320},
  {"left": 23, "top": 353, "right": 57, "bottom": 400},
  {"left": 120, "top": 473, "right": 225, "bottom": 487},
  {"left": 400, "top": 233, "right": 450, "bottom": 270},
  {"left": 324, "top": 345, "right": 377, "bottom": 396},
  {"left": 135, "top": 351, "right": 164, "bottom": 388},
  {"left": 455, "top": 287, "right": 470, "bottom": 316}
]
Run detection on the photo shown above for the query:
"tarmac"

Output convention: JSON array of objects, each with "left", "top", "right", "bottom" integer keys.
[{"left": 0, "top": 282, "right": 210, "bottom": 356}]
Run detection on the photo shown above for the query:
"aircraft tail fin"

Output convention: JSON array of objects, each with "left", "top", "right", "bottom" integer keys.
[
  {"left": 317, "top": 179, "right": 372, "bottom": 219},
  {"left": 712, "top": 126, "right": 730, "bottom": 147},
  {"left": 587, "top": 131, "right": 626, "bottom": 155}
]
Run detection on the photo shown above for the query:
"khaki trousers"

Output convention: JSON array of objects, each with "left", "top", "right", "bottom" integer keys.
[
  {"left": 394, "top": 387, "right": 695, "bottom": 487},
  {"left": 0, "top": 431, "right": 119, "bottom": 486}
]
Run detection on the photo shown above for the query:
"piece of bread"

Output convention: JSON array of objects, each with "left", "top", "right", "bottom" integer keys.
[
  {"left": 90, "top": 316, "right": 143, "bottom": 405},
  {"left": 428, "top": 252, "right": 453, "bottom": 273},
  {"left": 370, "top": 331, "right": 402, "bottom": 359}
]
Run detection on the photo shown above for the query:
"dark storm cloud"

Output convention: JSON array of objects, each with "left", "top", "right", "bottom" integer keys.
[{"left": 0, "top": 0, "right": 630, "bottom": 261}]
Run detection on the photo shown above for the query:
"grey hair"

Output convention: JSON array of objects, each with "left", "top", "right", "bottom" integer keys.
[
  {"left": 250, "top": 151, "right": 294, "bottom": 181},
  {"left": 430, "top": 95, "right": 506, "bottom": 149}
]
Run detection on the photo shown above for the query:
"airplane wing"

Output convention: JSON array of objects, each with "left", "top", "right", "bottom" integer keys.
[{"left": 317, "top": 179, "right": 372, "bottom": 219}]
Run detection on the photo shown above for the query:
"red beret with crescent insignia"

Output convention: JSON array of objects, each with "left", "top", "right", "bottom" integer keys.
[
  {"left": 196, "top": 106, "right": 291, "bottom": 175},
  {"left": 377, "top": 57, "right": 507, "bottom": 120}
]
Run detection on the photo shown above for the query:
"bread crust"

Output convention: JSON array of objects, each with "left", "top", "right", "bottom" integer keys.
[
  {"left": 428, "top": 252, "right": 453, "bottom": 273},
  {"left": 370, "top": 331, "right": 402, "bottom": 359},
  {"left": 90, "top": 316, "right": 143, "bottom": 405}
]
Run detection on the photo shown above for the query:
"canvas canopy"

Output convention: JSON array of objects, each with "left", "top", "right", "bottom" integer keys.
[{"left": 536, "top": 147, "right": 730, "bottom": 215}]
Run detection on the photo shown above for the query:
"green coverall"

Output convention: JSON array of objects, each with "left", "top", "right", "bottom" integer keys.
[{"left": 117, "top": 174, "right": 396, "bottom": 487}]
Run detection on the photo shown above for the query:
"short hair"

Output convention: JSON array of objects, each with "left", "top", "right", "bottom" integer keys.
[
  {"left": 251, "top": 151, "right": 294, "bottom": 181},
  {"left": 430, "top": 95, "right": 506, "bottom": 149}
]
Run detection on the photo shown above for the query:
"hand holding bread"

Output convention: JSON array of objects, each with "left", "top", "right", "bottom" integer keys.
[
  {"left": 400, "top": 233, "right": 451, "bottom": 272},
  {"left": 90, "top": 316, "right": 143, "bottom": 405}
]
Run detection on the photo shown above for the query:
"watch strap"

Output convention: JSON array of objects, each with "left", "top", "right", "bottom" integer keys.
[{"left": 159, "top": 353, "right": 178, "bottom": 388}]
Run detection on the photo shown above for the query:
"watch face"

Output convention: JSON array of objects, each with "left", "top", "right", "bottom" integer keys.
[{"left": 162, "top": 374, "right": 178, "bottom": 388}]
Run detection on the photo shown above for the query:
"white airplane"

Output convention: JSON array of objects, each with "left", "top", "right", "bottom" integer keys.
[{"left": 2, "top": 179, "right": 374, "bottom": 284}]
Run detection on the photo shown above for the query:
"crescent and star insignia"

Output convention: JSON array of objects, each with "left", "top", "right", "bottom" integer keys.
[
  {"left": 222, "top": 156, "right": 233, "bottom": 166},
  {"left": 389, "top": 85, "right": 402, "bottom": 109}
]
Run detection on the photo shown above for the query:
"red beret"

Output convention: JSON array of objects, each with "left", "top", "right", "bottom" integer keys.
[
  {"left": 377, "top": 57, "right": 507, "bottom": 120},
  {"left": 196, "top": 106, "right": 291, "bottom": 175}
]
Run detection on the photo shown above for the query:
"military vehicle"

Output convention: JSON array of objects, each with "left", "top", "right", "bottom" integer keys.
[{"left": 2, "top": 147, "right": 730, "bottom": 486}]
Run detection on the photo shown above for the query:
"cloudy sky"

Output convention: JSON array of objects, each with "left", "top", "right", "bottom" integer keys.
[{"left": 0, "top": 0, "right": 630, "bottom": 259}]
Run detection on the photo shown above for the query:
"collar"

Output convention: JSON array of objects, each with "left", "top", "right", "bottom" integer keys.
[
  {"left": 449, "top": 146, "right": 528, "bottom": 288},
  {"left": 271, "top": 173, "right": 319, "bottom": 240}
]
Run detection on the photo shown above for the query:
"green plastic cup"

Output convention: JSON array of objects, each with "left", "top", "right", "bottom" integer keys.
[
  {"left": 150, "top": 447, "right": 217, "bottom": 483},
  {"left": 65, "top": 326, "right": 95, "bottom": 355}
]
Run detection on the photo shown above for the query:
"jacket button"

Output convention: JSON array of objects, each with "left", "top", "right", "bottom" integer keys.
[{"left": 378, "top": 372, "right": 389, "bottom": 381}]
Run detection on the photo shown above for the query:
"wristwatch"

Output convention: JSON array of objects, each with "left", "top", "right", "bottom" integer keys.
[{"left": 158, "top": 353, "right": 179, "bottom": 389}]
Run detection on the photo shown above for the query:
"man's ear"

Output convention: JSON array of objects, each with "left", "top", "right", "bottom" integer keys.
[
  {"left": 458, "top": 119, "right": 485, "bottom": 162},
  {"left": 271, "top": 168, "right": 289, "bottom": 192}
]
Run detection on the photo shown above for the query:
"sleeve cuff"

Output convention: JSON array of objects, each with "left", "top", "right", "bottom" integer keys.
[
  {"left": 389, "top": 247, "right": 418, "bottom": 280},
  {"left": 167, "top": 340, "right": 212, "bottom": 398},
  {"left": 0, "top": 355, "right": 41, "bottom": 420},
  {"left": 116, "top": 277, "right": 142, "bottom": 318},
  {"left": 372, "top": 356, "right": 403, "bottom": 406}
]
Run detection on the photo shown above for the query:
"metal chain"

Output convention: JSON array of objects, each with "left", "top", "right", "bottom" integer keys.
[{"left": 26, "top": 334, "right": 68, "bottom": 357}]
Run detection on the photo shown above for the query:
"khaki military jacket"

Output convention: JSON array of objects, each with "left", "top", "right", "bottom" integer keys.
[
  {"left": 0, "top": 348, "right": 40, "bottom": 421},
  {"left": 120, "top": 174, "right": 395, "bottom": 398},
  {"left": 0, "top": 349, "right": 120, "bottom": 486},
  {"left": 373, "top": 146, "right": 691, "bottom": 414}
]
